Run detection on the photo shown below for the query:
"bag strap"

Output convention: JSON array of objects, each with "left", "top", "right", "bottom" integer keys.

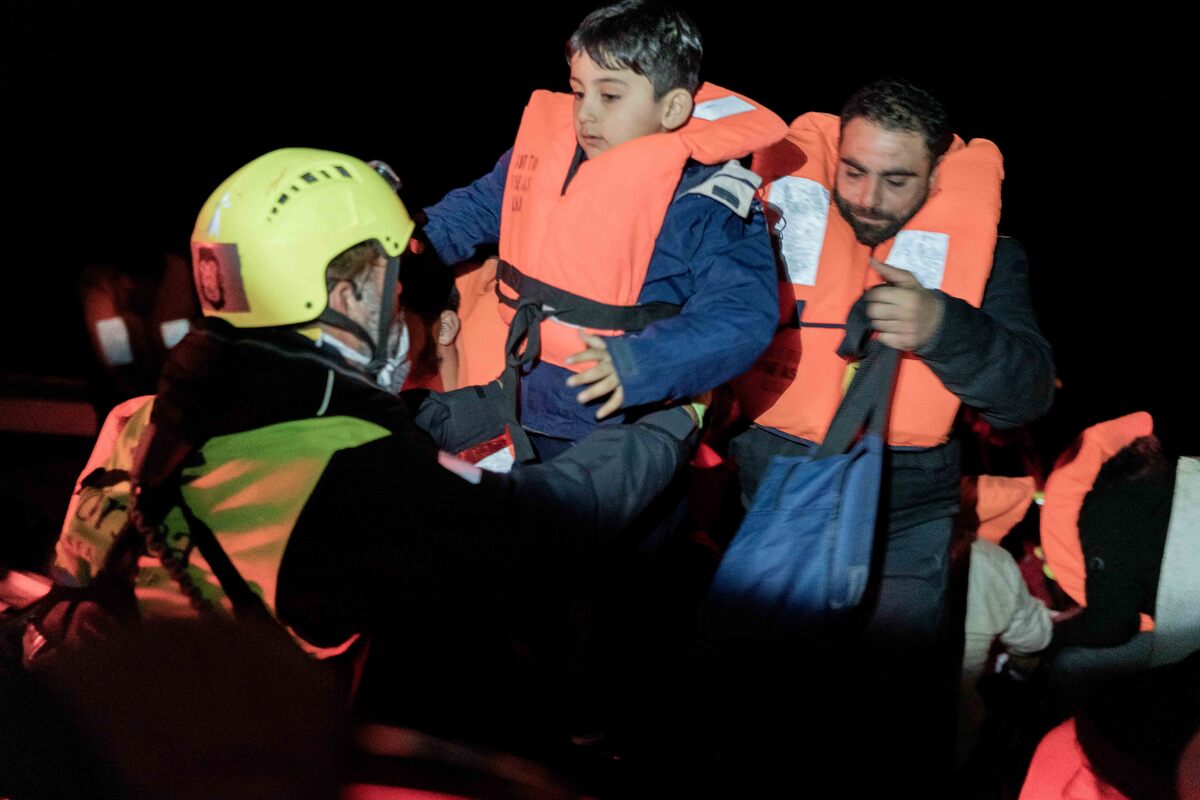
[
  {"left": 174, "top": 492, "right": 274, "bottom": 623},
  {"left": 98, "top": 422, "right": 274, "bottom": 624},
  {"left": 814, "top": 341, "right": 901, "bottom": 459}
]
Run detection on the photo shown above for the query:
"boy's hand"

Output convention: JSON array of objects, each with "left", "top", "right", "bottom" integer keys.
[{"left": 565, "top": 333, "right": 625, "bottom": 420}]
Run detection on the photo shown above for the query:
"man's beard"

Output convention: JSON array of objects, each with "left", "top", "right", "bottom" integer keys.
[{"left": 833, "top": 188, "right": 927, "bottom": 247}]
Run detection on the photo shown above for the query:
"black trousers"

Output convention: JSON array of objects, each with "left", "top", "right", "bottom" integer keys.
[{"left": 698, "top": 425, "right": 962, "bottom": 796}]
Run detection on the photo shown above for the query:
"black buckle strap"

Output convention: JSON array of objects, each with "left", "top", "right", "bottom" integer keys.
[
  {"left": 501, "top": 298, "right": 544, "bottom": 464},
  {"left": 494, "top": 260, "right": 682, "bottom": 465},
  {"left": 495, "top": 260, "right": 680, "bottom": 332}
]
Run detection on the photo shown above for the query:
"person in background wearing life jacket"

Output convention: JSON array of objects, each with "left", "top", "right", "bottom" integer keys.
[
  {"left": 1019, "top": 649, "right": 1200, "bottom": 800},
  {"left": 49, "top": 148, "right": 703, "bottom": 723},
  {"left": 1039, "top": 414, "right": 1200, "bottom": 711},
  {"left": 722, "top": 78, "right": 1055, "bottom": 795},
  {"left": 79, "top": 252, "right": 199, "bottom": 416},
  {"left": 955, "top": 474, "right": 1051, "bottom": 778},
  {"left": 420, "top": 0, "right": 782, "bottom": 465}
]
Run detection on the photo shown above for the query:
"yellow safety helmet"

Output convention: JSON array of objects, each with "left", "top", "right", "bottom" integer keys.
[{"left": 190, "top": 148, "right": 415, "bottom": 329}]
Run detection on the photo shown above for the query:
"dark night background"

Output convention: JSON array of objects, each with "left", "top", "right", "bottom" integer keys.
[{"left": 3, "top": 4, "right": 1197, "bottom": 460}]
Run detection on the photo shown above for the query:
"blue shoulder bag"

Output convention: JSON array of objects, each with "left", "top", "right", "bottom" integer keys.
[{"left": 706, "top": 341, "right": 900, "bottom": 637}]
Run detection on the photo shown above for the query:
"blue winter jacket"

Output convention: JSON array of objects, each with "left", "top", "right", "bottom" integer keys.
[{"left": 424, "top": 148, "right": 778, "bottom": 442}]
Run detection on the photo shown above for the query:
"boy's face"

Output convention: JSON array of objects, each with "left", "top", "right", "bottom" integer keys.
[{"left": 569, "top": 51, "right": 672, "bottom": 159}]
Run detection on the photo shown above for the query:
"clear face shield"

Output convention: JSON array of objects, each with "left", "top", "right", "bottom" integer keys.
[
  {"left": 375, "top": 315, "right": 411, "bottom": 393},
  {"left": 368, "top": 160, "right": 410, "bottom": 392},
  {"left": 316, "top": 160, "right": 418, "bottom": 392}
]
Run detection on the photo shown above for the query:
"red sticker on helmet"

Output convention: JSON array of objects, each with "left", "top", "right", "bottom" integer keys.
[{"left": 191, "top": 242, "right": 250, "bottom": 312}]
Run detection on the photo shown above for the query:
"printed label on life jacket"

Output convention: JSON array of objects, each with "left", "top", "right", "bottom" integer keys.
[
  {"left": 886, "top": 230, "right": 949, "bottom": 290},
  {"left": 767, "top": 177, "right": 830, "bottom": 287},
  {"left": 692, "top": 96, "right": 755, "bottom": 121},
  {"left": 508, "top": 151, "right": 539, "bottom": 213}
]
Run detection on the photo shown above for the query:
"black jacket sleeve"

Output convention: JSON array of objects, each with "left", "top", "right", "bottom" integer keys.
[
  {"left": 407, "top": 382, "right": 507, "bottom": 453},
  {"left": 916, "top": 237, "right": 1055, "bottom": 429},
  {"left": 276, "top": 407, "right": 696, "bottom": 646}
]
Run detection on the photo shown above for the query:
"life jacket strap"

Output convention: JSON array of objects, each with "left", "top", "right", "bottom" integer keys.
[
  {"left": 500, "top": 297, "right": 543, "bottom": 465},
  {"left": 495, "top": 259, "right": 682, "bottom": 465},
  {"left": 495, "top": 260, "right": 681, "bottom": 332}
]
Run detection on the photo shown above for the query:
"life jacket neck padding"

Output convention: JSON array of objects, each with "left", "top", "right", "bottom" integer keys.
[{"left": 736, "top": 111, "right": 1004, "bottom": 448}]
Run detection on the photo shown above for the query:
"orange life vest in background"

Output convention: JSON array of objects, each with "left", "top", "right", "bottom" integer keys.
[
  {"left": 735, "top": 112, "right": 1004, "bottom": 448},
  {"left": 1041, "top": 411, "right": 1156, "bottom": 631},
  {"left": 975, "top": 475, "right": 1038, "bottom": 544},
  {"left": 453, "top": 257, "right": 507, "bottom": 387},
  {"left": 496, "top": 84, "right": 786, "bottom": 371},
  {"left": 1018, "top": 719, "right": 1122, "bottom": 800}
]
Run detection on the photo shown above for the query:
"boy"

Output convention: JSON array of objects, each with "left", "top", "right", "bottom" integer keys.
[{"left": 422, "top": 1, "right": 783, "bottom": 462}]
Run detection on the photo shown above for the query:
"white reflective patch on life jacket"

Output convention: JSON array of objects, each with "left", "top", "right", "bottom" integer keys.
[
  {"left": 692, "top": 95, "right": 756, "bottom": 121},
  {"left": 95, "top": 317, "right": 134, "bottom": 366},
  {"left": 887, "top": 230, "right": 950, "bottom": 290},
  {"left": 437, "top": 450, "right": 483, "bottom": 484},
  {"left": 767, "top": 177, "right": 830, "bottom": 286},
  {"left": 160, "top": 318, "right": 190, "bottom": 349}
]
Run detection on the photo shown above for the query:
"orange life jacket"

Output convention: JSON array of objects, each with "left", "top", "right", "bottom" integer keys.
[
  {"left": 1018, "top": 719, "right": 1124, "bottom": 800},
  {"left": 453, "top": 257, "right": 508, "bottom": 387},
  {"left": 734, "top": 112, "right": 1004, "bottom": 448},
  {"left": 496, "top": 84, "right": 786, "bottom": 371},
  {"left": 1041, "top": 411, "right": 1156, "bottom": 631},
  {"left": 974, "top": 475, "right": 1038, "bottom": 544}
]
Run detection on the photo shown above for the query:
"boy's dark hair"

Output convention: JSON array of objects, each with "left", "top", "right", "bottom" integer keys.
[
  {"left": 840, "top": 77, "right": 954, "bottom": 161},
  {"left": 566, "top": 1, "right": 703, "bottom": 98},
  {"left": 400, "top": 256, "right": 457, "bottom": 321}
]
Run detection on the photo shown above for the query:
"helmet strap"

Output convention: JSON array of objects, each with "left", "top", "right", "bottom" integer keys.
[
  {"left": 317, "top": 307, "right": 378, "bottom": 359},
  {"left": 317, "top": 254, "right": 402, "bottom": 374},
  {"left": 369, "top": 254, "right": 402, "bottom": 373}
]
